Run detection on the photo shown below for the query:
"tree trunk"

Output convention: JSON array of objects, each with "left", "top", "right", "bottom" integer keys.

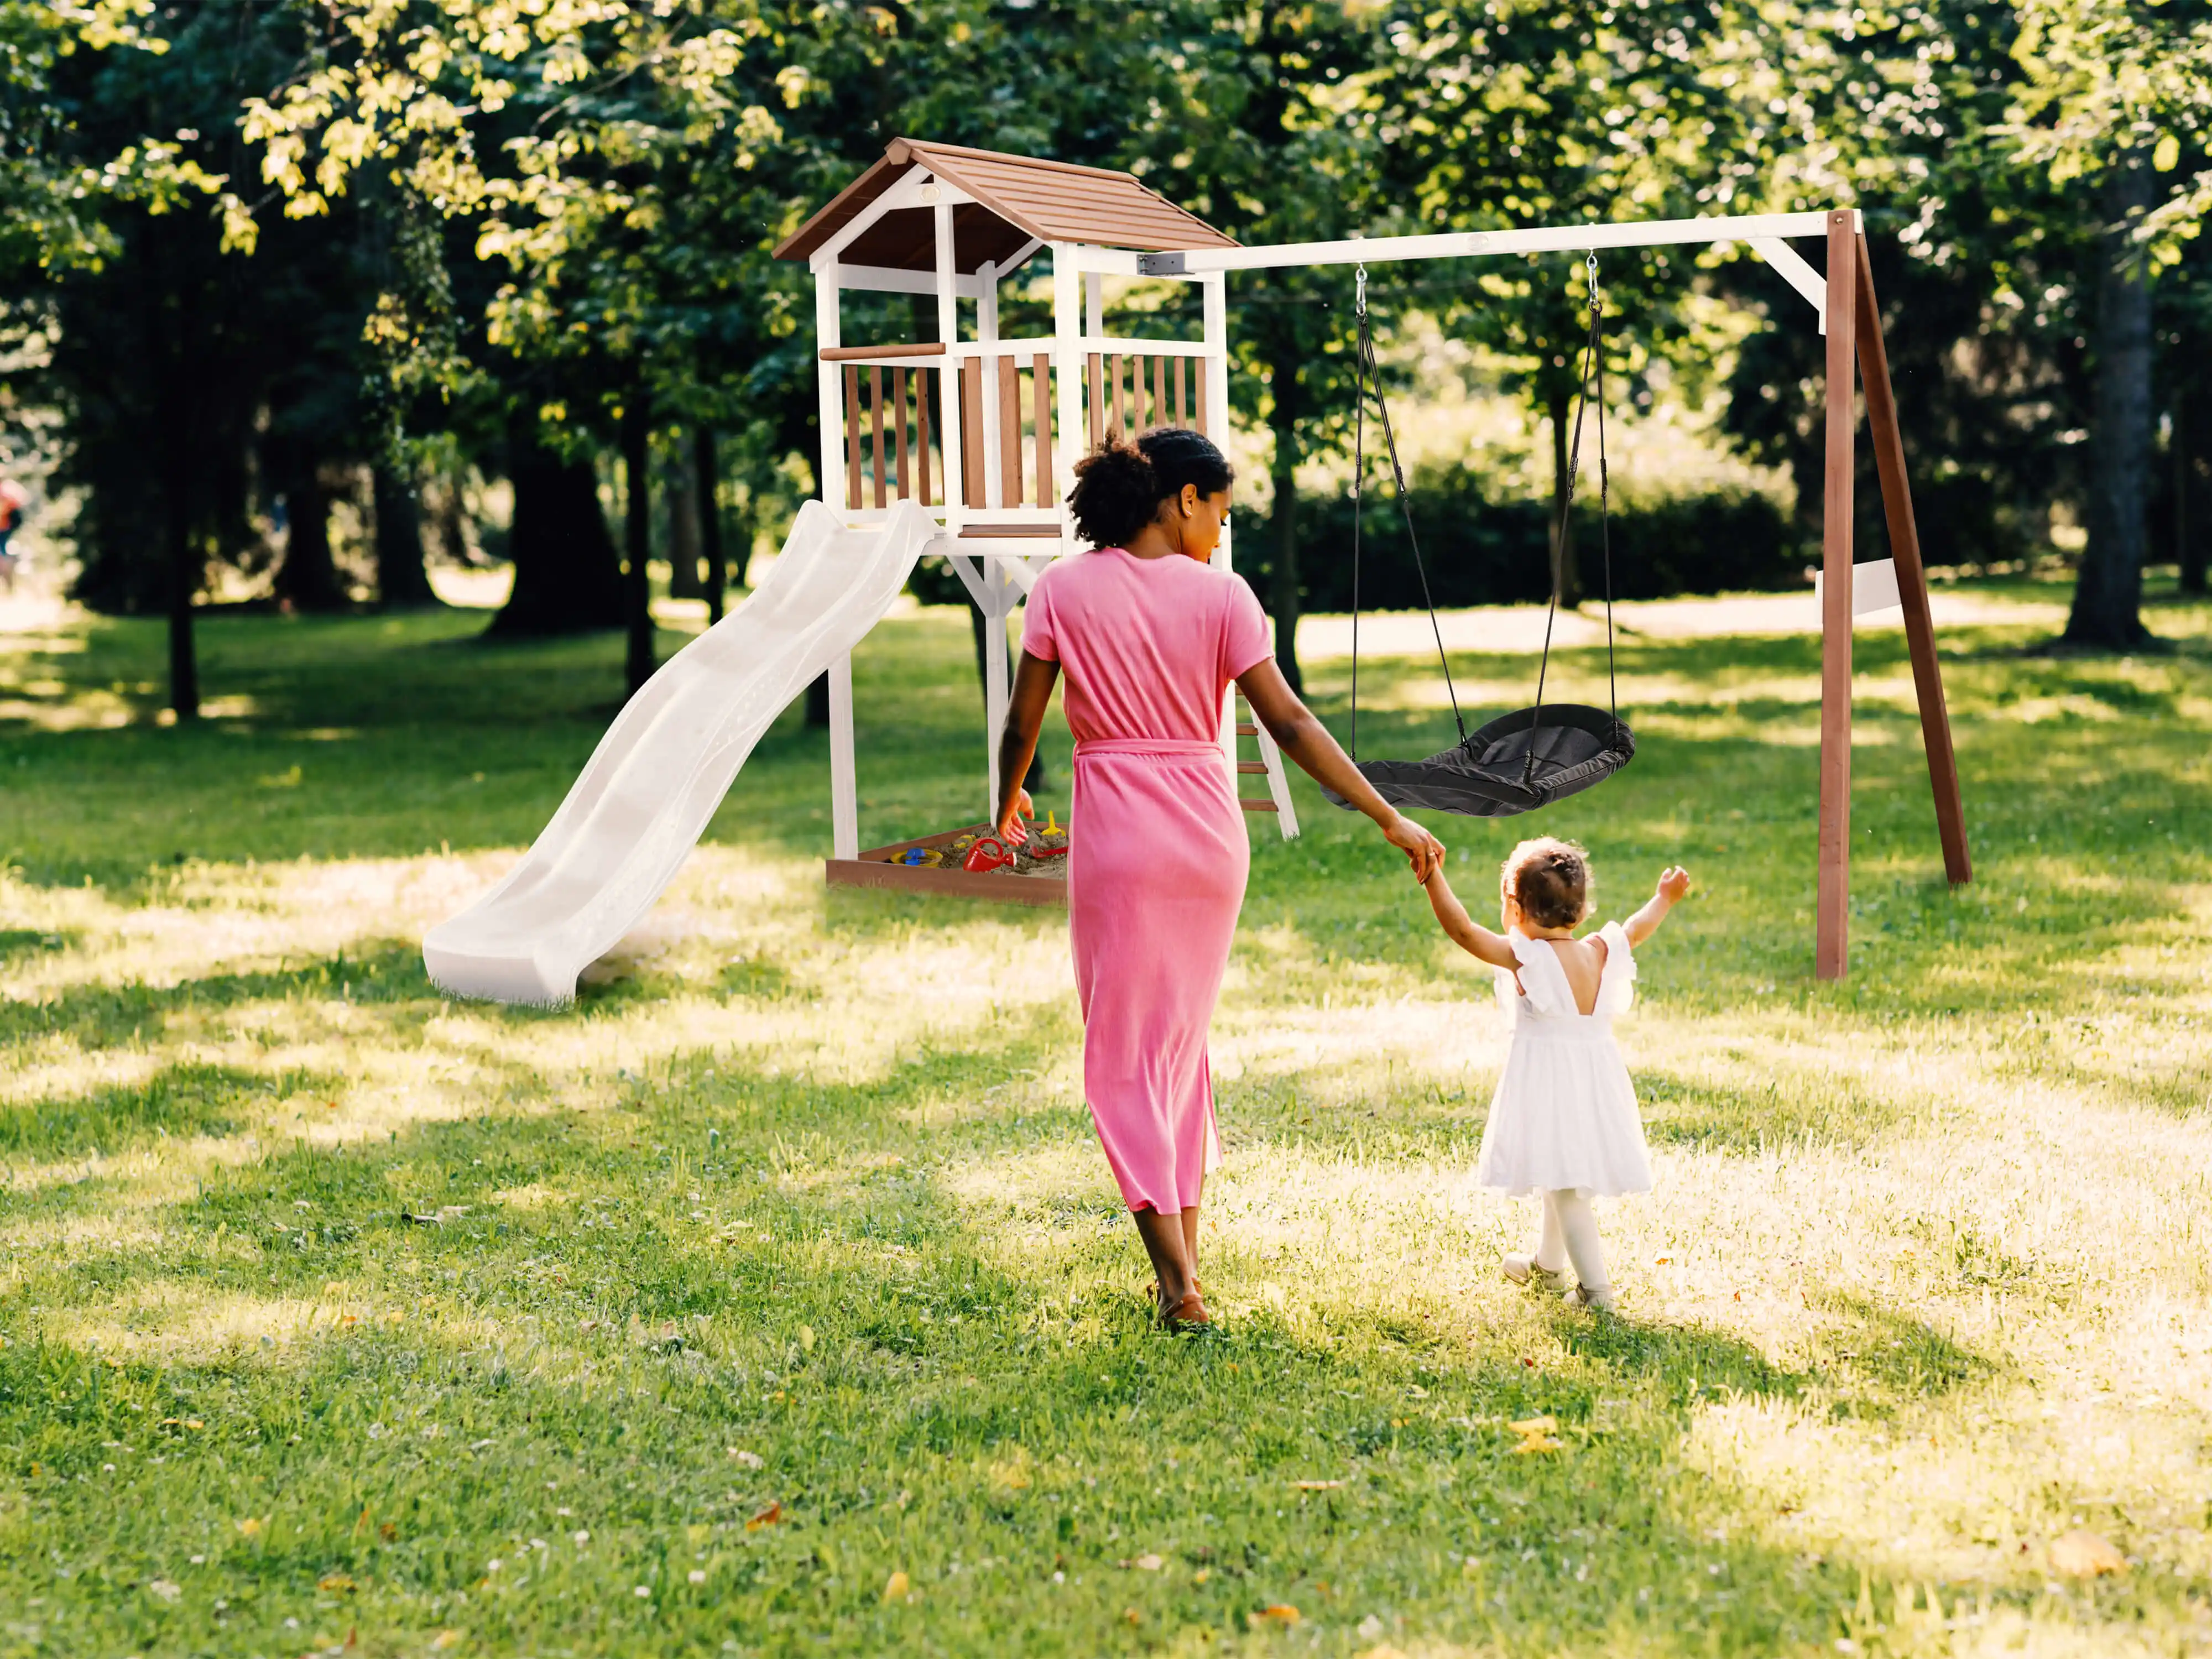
[
  {"left": 2065, "top": 159, "right": 2156, "bottom": 649},
  {"left": 666, "top": 439, "right": 704, "bottom": 599},
  {"left": 1547, "top": 384, "right": 1581, "bottom": 608},
  {"left": 274, "top": 468, "right": 347, "bottom": 612},
  {"left": 696, "top": 425, "right": 725, "bottom": 624},
  {"left": 623, "top": 392, "right": 655, "bottom": 697},
  {"left": 488, "top": 419, "right": 623, "bottom": 637},
  {"left": 164, "top": 433, "right": 199, "bottom": 721},
  {"left": 1267, "top": 349, "right": 1304, "bottom": 694},
  {"left": 373, "top": 465, "right": 440, "bottom": 608}
]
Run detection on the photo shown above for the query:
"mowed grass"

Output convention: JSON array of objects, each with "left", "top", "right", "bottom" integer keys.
[{"left": 1, "top": 578, "right": 2209, "bottom": 1658}]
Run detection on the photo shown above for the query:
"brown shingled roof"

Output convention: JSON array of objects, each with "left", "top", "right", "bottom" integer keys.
[{"left": 773, "top": 138, "right": 1237, "bottom": 274}]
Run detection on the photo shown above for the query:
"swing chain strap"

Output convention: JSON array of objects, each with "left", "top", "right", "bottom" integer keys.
[
  {"left": 1350, "top": 268, "right": 1366, "bottom": 760},
  {"left": 1525, "top": 252, "right": 1607, "bottom": 787},
  {"left": 1361, "top": 303, "right": 1463, "bottom": 740}
]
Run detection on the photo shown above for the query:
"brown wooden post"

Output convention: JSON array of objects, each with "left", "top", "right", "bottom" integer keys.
[
  {"left": 1818, "top": 209, "right": 1859, "bottom": 981},
  {"left": 1854, "top": 233, "right": 1971, "bottom": 887},
  {"left": 961, "top": 356, "right": 984, "bottom": 508},
  {"left": 843, "top": 364, "right": 863, "bottom": 510},
  {"left": 894, "top": 367, "right": 911, "bottom": 500},
  {"left": 869, "top": 367, "right": 888, "bottom": 509},
  {"left": 1032, "top": 353, "right": 1052, "bottom": 502},
  {"left": 999, "top": 354, "right": 1023, "bottom": 505}
]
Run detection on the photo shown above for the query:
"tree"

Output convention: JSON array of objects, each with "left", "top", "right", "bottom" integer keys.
[{"left": 2006, "top": 0, "right": 2212, "bottom": 646}]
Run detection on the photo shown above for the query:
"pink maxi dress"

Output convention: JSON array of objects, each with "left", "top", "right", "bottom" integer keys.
[{"left": 1019, "top": 548, "right": 1272, "bottom": 1214}]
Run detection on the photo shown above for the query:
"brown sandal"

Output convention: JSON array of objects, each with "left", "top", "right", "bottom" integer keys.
[{"left": 1160, "top": 1289, "right": 1212, "bottom": 1331}]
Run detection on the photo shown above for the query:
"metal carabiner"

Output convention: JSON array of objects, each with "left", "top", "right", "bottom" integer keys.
[
  {"left": 1585, "top": 249, "right": 1599, "bottom": 304},
  {"left": 1355, "top": 263, "right": 1368, "bottom": 319}
]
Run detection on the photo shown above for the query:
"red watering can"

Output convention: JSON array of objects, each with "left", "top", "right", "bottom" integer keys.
[{"left": 962, "top": 836, "right": 1014, "bottom": 874}]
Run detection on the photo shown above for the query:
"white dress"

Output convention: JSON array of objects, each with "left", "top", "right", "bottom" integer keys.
[{"left": 1474, "top": 922, "right": 1653, "bottom": 1198}]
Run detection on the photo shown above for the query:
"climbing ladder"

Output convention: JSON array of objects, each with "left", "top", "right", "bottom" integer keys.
[{"left": 1232, "top": 690, "right": 1299, "bottom": 836}]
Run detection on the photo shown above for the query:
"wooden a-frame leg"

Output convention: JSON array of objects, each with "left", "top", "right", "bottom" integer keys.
[
  {"left": 1854, "top": 233, "right": 1972, "bottom": 887},
  {"left": 1817, "top": 209, "right": 1858, "bottom": 982}
]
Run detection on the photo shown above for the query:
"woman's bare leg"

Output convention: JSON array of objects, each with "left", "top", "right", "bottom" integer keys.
[{"left": 1133, "top": 1207, "right": 1197, "bottom": 1319}]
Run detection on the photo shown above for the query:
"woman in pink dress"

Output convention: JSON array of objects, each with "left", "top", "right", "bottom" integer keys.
[{"left": 994, "top": 430, "right": 1444, "bottom": 1329}]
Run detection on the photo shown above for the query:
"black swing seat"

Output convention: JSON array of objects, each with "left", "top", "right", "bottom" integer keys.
[{"left": 1323, "top": 703, "right": 1635, "bottom": 818}]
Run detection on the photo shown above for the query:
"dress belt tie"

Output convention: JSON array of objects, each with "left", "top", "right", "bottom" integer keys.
[{"left": 1074, "top": 739, "right": 1222, "bottom": 758}]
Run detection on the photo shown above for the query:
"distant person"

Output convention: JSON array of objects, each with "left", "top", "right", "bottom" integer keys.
[
  {"left": 0, "top": 477, "right": 25, "bottom": 593},
  {"left": 1420, "top": 838, "right": 1691, "bottom": 1312}
]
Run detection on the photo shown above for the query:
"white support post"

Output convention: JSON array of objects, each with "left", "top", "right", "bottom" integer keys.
[
  {"left": 815, "top": 268, "right": 843, "bottom": 515},
  {"left": 983, "top": 565, "right": 1011, "bottom": 820},
  {"left": 828, "top": 652, "right": 858, "bottom": 860},
  {"left": 1202, "top": 272, "right": 1239, "bottom": 796},
  {"left": 978, "top": 258, "right": 1003, "bottom": 509},
  {"left": 1084, "top": 270, "right": 1104, "bottom": 338},
  {"left": 933, "top": 196, "right": 964, "bottom": 528},
  {"left": 1052, "top": 244, "right": 1084, "bottom": 536}
]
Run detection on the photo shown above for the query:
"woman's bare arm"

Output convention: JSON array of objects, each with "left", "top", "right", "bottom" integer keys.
[
  {"left": 1422, "top": 865, "right": 1519, "bottom": 968},
  {"left": 1235, "top": 657, "right": 1443, "bottom": 881},
  {"left": 993, "top": 649, "right": 1061, "bottom": 842}
]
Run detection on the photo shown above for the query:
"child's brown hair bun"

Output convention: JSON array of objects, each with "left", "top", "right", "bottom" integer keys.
[{"left": 1501, "top": 837, "right": 1591, "bottom": 930}]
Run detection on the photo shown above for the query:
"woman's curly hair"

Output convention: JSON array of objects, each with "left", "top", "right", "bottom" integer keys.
[
  {"left": 1066, "top": 427, "right": 1234, "bottom": 549},
  {"left": 1501, "top": 837, "right": 1592, "bottom": 930}
]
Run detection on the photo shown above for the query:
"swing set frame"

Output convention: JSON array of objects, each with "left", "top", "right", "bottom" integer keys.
[
  {"left": 780, "top": 141, "right": 1969, "bottom": 979},
  {"left": 1158, "top": 207, "right": 1972, "bottom": 980}
]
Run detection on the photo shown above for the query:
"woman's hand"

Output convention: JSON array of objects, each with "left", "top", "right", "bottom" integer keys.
[
  {"left": 997, "top": 788, "right": 1035, "bottom": 846},
  {"left": 1382, "top": 812, "right": 1445, "bottom": 883}
]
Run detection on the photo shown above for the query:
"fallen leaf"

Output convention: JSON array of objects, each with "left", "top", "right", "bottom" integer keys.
[
  {"left": 1291, "top": 1480, "right": 1343, "bottom": 1491},
  {"left": 1123, "top": 1607, "right": 1141, "bottom": 1624},
  {"left": 883, "top": 1569, "right": 910, "bottom": 1603},
  {"left": 727, "top": 1448, "right": 764, "bottom": 1469},
  {"left": 319, "top": 1573, "right": 357, "bottom": 1593},
  {"left": 147, "top": 1578, "right": 181, "bottom": 1601},
  {"left": 798, "top": 1324, "right": 816, "bottom": 1352},
  {"left": 1120, "top": 1554, "right": 1164, "bottom": 1571},
  {"left": 2050, "top": 1530, "right": 2126, "bottom": 1577},
  {"left": 379, "top": 1523, "right": 398, "bottom": 1543},
  {"left": 1250, "top": 1604, "right": 1302, "bottom": 1627},
  {"left": 747, "top": 1501, "right": 784, "bottom": 1530},
  {"left": 430, "top": 1632, "right": 462, "bottom": 1650},
  {"left": 1193, "top": 1568, "right": 1212, "bottom": 1585},
  {"left": 236, "top": 1517, "right": 265, "bottom": 1538},
  {"left": 1508, "top": 1416, "right": 1558, "bottom": 1437}
]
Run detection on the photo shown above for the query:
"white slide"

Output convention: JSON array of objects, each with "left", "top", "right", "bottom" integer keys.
[{"left": 424, "top": 498, "right": 938, "bottom": 1004}]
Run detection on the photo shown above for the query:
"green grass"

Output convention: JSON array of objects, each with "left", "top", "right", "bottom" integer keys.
[{"left": 1, "top": 580, "right": 2209, "bottom": 1657}]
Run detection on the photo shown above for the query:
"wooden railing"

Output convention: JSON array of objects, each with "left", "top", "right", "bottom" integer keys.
[{"left": 826, "top": 338, "right": 1212, "bottom": 519}]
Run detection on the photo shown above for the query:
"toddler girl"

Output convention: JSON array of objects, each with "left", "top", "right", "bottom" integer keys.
[{"left": 1421, "top": 838, "right": 1690, "bottom": 1311}]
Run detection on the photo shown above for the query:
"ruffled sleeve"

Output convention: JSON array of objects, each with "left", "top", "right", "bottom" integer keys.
[
  {"left": 1595, "top": 921, "right": 1638, "bottom": 1016},
  {"left": 1506, "top": 931, "right": 1581, "bottom": 1018}
]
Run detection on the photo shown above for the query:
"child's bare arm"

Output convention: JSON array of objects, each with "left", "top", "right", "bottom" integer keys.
[
  {"left": 1423, "top": 867, "right": 1519, "bottom": 968},
  {"left": 1624, "top": 865, "right": 1692, "bottom": 947}
]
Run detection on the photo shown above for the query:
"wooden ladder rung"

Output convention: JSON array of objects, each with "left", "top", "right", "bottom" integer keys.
[
  {"left": 1235, "top": 722, "right": 1258, "bottom": 737},
  {"left": 1240, "top": 799, "right": 1280, "bottom": 813},
  {"left": 1235, "top": 761, "right": 1269, "bottom": 774}
]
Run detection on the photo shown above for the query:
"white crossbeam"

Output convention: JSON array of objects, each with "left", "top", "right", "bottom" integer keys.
[{"left": 1140, "top": 210, "right": 1858, "bottom": 276}]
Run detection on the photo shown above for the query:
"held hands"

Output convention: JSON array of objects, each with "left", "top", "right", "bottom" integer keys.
[
  {"left": 997, "top": 788, "right": 1035, "bottom": 847},
  {"left": 1655, "top": 865, "right": 1692, "bottom": 904},
  {"left": 1382, "top": 812, "right": 1446, "bottom": 883}
]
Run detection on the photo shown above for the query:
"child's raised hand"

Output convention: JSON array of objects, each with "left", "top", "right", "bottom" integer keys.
[{"left": 1656, "top": 865, "right": 1692, "bottom": 904}]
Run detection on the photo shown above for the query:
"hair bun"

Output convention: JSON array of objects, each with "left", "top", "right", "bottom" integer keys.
[{"left": 1067, "top": 427, "right": 1234, "bottom": 549}]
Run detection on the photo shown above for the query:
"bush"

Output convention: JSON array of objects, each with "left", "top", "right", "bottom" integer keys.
[{"left": 1246, "top": 463, "right": 1806, "bottom": 612}]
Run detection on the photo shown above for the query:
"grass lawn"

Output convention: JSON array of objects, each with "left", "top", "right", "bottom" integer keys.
[{"left": 2, "top": 578, "right": 2209, "bottom": 1658}]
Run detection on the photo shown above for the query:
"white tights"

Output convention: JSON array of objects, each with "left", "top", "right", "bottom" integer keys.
[{"left": 1533, "top": 1188, "right": 1610, "bottom": 1296}]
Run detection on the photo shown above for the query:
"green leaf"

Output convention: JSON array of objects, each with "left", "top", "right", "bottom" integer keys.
[{"left": 2154, "top": 133, "right": 2181, "bottom": 173}]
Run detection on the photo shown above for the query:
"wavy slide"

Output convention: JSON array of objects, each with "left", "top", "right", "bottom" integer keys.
[{"left": 424, "top": 498, "right": 938, "bottom": 1005}]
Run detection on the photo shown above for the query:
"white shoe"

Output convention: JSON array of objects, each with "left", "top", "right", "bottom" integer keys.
[
  {"left": 1503, "top": 1253, "right": 1569, "bottom": 1290},
  {"left": 1564, "top": 1281, "right": 1617, "bottom": 1312}
]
